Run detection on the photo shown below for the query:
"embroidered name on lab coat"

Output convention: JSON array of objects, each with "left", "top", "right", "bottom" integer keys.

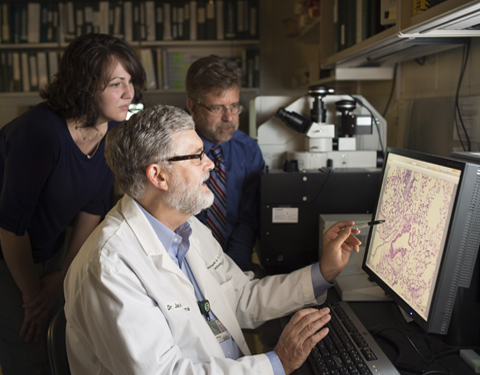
[
  {"left": 166, "top": 301, "right": 190, "bottom": 312},
  {"left": 207, "top": 256, "right": 223, "bottom": 271}
]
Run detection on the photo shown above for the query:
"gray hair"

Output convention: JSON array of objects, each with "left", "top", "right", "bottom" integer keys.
[{"left": 105, "top": 104, "right": 195, "bottom": 199}]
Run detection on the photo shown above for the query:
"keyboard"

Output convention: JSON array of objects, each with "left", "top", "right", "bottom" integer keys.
[{"left": 308, "top": 301, "right": 400, "bottom": 375}]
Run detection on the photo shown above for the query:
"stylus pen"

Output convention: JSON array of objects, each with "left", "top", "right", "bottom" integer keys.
[{"left": 352, "top": 220, "right": 385, "bottom": 230}]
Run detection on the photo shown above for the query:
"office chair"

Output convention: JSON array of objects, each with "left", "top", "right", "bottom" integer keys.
[{"left": 47, "top": 308, "right": 71, "bottom": 375}]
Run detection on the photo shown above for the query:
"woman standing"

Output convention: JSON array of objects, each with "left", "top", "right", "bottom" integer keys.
[{"left": 0, "top": 33, "right": 146, "bottom": 374}]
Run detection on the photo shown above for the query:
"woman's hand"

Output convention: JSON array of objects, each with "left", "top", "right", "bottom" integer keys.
[{"left": 20, "top": 271, "right": 64, "bottom": 343}]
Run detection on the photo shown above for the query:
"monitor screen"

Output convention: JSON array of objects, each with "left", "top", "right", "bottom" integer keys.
[{"left": 362, "top": 147, "right": 480, "bottom": 335}]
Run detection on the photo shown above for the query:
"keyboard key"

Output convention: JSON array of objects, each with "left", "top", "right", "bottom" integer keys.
[{"left": 361, "top": 348, "right": 377, "bottom": 361}]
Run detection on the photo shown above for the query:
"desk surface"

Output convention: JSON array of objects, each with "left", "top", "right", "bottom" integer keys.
[{"left": 272, "top": 290, "right": 478, "bottom": 375}]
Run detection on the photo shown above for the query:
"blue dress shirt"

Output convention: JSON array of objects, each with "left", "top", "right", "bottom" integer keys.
[
  {"left": 137, "top": 203, "right": 332, "bottom": 374},
  {"left": 195, "top": 129, "right": 265, "bottom": 271}
]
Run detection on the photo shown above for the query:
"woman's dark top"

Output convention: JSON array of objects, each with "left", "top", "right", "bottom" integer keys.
[{"left": 0, "top": 102, "right": 116, "bottom": 262}]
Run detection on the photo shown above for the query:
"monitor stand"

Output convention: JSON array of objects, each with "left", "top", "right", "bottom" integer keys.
[
  {"left": 320, "top": 213, "right": 390, "bottom": 302},
  {"left": 335, "top": 271, "right": 390, "bottom": 302}
]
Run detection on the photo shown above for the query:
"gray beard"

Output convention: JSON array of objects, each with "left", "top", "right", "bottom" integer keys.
[{"left": 166, "top": 172, "right": 214, "bottom": 215}]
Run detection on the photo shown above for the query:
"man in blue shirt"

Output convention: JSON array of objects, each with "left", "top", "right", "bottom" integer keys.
[
  {"left": 186, "top": 55, "right": 265, "bottom": 271},
  {"left": 64, "top": 104, "right": 361, "bottom": 375}
]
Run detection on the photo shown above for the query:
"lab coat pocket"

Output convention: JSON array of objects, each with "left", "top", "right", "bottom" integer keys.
[{"left": 219, "top": 275, "right": 236, "bottom": 309}]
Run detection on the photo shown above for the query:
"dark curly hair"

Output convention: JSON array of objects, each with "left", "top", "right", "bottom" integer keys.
[{"left": 40, "top": 33, "right": 146, "bottom": 128}]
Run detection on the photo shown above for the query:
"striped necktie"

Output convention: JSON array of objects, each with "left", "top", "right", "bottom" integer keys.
[{"left": 207, "top": 145, "right": 227, "bottom": 246}]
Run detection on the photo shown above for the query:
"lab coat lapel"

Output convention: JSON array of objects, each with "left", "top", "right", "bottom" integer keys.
[
  {"left": 119, "top": 195, "right": 191, "bottom": 287},
  {"left": 187, "top": 236, "right": 251, "bottom": 356}
]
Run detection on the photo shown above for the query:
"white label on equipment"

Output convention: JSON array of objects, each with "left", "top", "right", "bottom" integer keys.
[{"left": 272, "top": 208, "right": 299, "bottom": 223}]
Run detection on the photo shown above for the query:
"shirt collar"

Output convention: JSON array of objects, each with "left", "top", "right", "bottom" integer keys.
[{"left": 135, "top": 201, "right": 192, "bottom": 267}]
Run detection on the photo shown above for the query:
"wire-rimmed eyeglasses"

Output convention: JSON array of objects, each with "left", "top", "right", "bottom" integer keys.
[{"left": 195, "top": 100, "right": 244, "bottom": 117}]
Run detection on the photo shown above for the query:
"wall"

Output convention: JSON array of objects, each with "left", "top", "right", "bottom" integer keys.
[
  {"left": 357, "top": 38, "right": 480, "bottom": 157},
  {"left": 259, "top": 1, "right": 320, "bottom": 97},
  {"left": 259, "top": 1, "right": 480, "bottom": 157}
]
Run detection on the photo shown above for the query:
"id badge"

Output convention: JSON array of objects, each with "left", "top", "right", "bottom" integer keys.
[{"left": 207, "top": 319, "right": 230, "bottom": 343}]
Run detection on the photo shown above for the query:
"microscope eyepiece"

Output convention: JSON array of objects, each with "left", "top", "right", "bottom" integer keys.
[{"left": 275, "top": 107, "right": 311, "bottom": 133}]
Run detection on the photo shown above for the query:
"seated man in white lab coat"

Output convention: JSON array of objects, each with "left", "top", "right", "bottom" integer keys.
[{"left": 64, "top": 104, "right": 361, "bottom": 375}]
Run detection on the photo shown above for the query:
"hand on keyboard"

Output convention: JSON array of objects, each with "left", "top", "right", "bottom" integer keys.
[{"left": 274, "top": 307, "right": 332, "bottom": 375}]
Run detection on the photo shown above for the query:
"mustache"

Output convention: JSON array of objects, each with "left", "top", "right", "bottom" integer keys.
[{"left": 217, "top": 122, "right": 236, "bottom": 129}]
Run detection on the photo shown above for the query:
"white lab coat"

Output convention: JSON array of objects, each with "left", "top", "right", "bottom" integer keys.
[{"left": 64, "top": 194, "right": 327, "bottom": 375}]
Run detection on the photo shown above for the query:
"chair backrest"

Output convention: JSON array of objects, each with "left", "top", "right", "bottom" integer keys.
[{"left": 47, "top": 308, "right": 71, "bottom": 375}]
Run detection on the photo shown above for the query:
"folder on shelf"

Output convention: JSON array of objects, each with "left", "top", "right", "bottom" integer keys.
[
  {"left": 176, "top": 0, "right": 186, "bottom": 40},
  {"left": 1, "top": 3, "right": 10, "bottom": 43},
  {"left": 140, "top": 48, "right": 158, "bottom": 90},
  {"left": 236, "top": 0, "right": 246, "bottom": 40},
  {"left": 215, "top": 1, "right": 224, "bottom": 40},
  {"left": 85, "top": 2, "right": 96, "bottom": 34},
  {"left": 65, "top": 1, "right": 76, "bottom": 41},
  {"left": 155, "top": 47, "right": 163, "bottom": 89},
  {"left": 189, "top": 1, "right": 197, "bottom": 41},
  {"left": 74, "top": 2, "right": 84, "bottom": 37},
  {"left": 197, "top": 0, "right": 206, "bottom": 40},
  {"left": 139, "top": 1, "right": 146, "bottom": 41},
  {"left": 154, "top": 0, "right": 164, "bottom": 41},
  {"left": 124, "top": 1, "right": 133, "bottom": 41},
  {"left": 205, "top": 1, "right": 215, "bottom": 40},
  {"left": 145, "top": 1, "right": 156, "bottom": 41},
  {"left": 163, "top": 2, "right": 173, "bottom": 41},
  {"left": 57, "top": 2, "right": 75, "bottom": 43},
  {"left": 10, "top": 52, "right": 20, "bottom": 91},
  {"left": 166, "top": 50, "right": 200, "bottom": 90},
  {"left": 162, "top": 48, "right": 169, "bottom": 90},
  {"left": 28, "top": 52, "right": 39, "bottom": 92},
  {"left": 112, "top": 1, "right": 124, "bottom": 39},
  {"left": 224, "top": 0, "right": 236, "bottom": 40},
  {"left": 183, "top": 0, "right": 190, "bottom": 41},
  {"left": 6, "top": 52, "right": 15, "bottom": 92},
  {"left": 248, "top": 0, "right": 259, "bottom": 39},
  {"left": 171, "top": 1, "right": 178, "bottom": 40},
  {"left": 98, "top": 1, "right": 109, "bottom": 34},
  {"left": 0, "top": 52, "right": 8, "bottom": 92},
  {"left": 20, "top": 52, "right": 30, "bottom": 92},
  {"left": 27, "top": 3, "right": 41, "bottom": 44},
  {"left": 10, "top": 2, "right": 28, "bottom": 44},
  {"left": 242, "top": 48, "right": 259, "bottom": 88},
  {"left": 37, "top": 51, "right": 48, "bottom": 91},
  {"left": 47, "top": 51, "right": 59, "bottom": 82},
  {"left": 40, "top": 2, "right": 51, "bottom": 43}
]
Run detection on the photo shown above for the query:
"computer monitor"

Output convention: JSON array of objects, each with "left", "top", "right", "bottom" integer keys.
[{"left": 362, "top": 147, "right": 480, "bottom": 341}]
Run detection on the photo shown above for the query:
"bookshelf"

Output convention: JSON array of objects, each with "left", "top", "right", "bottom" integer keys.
[
  {"left": 320, "top": 0, "right": 480, "bottom": 69},
  {"left": 0, "top": 0, "right": 261, "bottom": 126}
]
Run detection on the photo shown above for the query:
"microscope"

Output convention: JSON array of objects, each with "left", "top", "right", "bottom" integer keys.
[
  {"left": 257, "top": 85, "right": 385, "bottom": 170},
  {"left": 271, "top": 85, "right": 381, "bottom": 170},
  {"left": 253, "top": 86, "right": 386, "bottom": 275}
]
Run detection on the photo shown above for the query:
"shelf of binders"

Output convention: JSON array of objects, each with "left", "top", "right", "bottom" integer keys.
[
  {"left": 320, "top": 0, "right": 480, "bottom": 69},
  {"left": 0, "top": 43, "right": 261, "bottom": 94},
  {"left": 138, "top": 44, "right": 260, "bottom": 92},
  {"left": 0, "top": 1, "right": 260, "bottom": 46},
  {"left": 0, "top": 0, "right": 261, "bottom": 94}
]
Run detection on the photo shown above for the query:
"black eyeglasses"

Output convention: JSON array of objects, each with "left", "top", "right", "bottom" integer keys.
[
  {"left": 195, "top": 101, "right": 244, "bottom": 117},
  {"left": 162, "top": 147, "right": 206, "bottom": 164}
]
